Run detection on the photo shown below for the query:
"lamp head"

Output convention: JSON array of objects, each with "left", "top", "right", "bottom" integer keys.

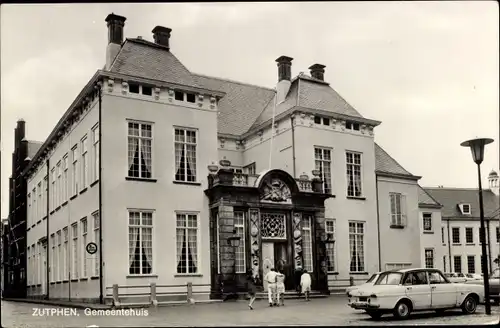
[{"left": 460, "top": 138, "right": 494, "bottom": 165}]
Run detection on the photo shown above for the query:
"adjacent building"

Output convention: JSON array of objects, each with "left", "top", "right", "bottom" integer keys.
[{"left": 6, "top": 13, "right": 492, "bottom": 304}]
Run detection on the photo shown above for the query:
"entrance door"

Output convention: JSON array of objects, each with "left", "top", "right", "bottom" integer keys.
[
  {"left": 262, "top": 242, "right": 274, "bottom": 291},
  {"left": 274, "top": 243, "right": 293, "bottom": 290}
]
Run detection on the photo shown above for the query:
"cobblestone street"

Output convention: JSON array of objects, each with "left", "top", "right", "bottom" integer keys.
[{"left": 2, "top": 297, "right": 499, "bottom": 327}]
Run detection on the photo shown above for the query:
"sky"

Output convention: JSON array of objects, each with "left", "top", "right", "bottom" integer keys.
[{"left": 1, "top": 2, "right": 499, "bottom": 218}]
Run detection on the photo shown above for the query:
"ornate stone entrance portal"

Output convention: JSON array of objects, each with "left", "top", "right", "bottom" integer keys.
[{"left": 205, "top": 168, "right": 332, "bottom": 299}]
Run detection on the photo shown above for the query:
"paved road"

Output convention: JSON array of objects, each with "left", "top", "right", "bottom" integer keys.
[{"left": 2, "top": 297, "right": 499, "bottom": 327}]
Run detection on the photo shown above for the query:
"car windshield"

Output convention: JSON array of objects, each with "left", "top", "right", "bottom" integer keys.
[
  {"left": 366, "top": 274, "right": 378, "bottom": 283},
  {"left": 466, "top": 274, "right": 473, "bottom": 278},
  {"left": 375, "top": 272, "right": 403, "bottom": 285}
]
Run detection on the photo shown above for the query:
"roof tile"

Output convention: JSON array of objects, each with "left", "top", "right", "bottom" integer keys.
[{"left": 374, "top": 143, "right": 415, "bottom": 177}]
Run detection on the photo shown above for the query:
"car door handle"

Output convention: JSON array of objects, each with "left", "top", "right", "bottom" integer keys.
[
  {"left": 431, "top": 286, "right": 436, "bottom": 290},
  {"left": 406, "top": 287, "right": 412, "bottom": 290}
]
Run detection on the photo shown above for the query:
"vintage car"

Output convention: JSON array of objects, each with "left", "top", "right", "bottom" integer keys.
[
  {"left": 465, "top": 268, "right": 500, "bottom": 305},
  {"left": 346, "top": 272, "right": 381, "bottom": 297},
  {"left": 443, "top": 272, "right": 468, "bottom": 283},
  {"left": 348, "top": 268, "right": 485, "bottom": 320}
]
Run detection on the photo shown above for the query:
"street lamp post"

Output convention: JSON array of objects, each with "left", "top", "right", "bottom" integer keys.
[
  {"left": 227, "top": 229, "right": 241, "bottom": 300},
  {"left": 460, "top": 137, "right": 493, "bottom": 315}
]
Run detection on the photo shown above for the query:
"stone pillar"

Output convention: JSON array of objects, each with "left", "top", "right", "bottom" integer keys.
[
  {"left": 314, "top": 209, "right": 329, "bottom": 293},
  {"left": 218, "top": 203, "right": 235, "bottom": 296},
  {"left": 249, "top": 208, "right": 261, "bottom": 282}
]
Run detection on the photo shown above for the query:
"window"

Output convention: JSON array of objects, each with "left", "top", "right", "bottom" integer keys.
[
  {"left": 425, "top": 249, "right": 434, "bottom": 268},
  {"left": 390, "top": 193, "right": 406, "bottom": 227},
  {"left": 453, "top": 255, "right": 462, "bottom": 273},
  {"left": 325, "top": 219, "right": 336, "bottom": 272},
  {"left": 244, "top": 163, "right": 256, "bottom": 175},
  {"left": 56, "top": 231, "right": 61, "bottom": 281},
  {"left": 63, "top": 227, "right": 68, "bottom": 280},
  {"left": 176, "top": 212, "right": 198, "bottom": 274},
  {"left": 496, "top": 227, "right": 499, "bottom": 243},
  {"left": 186, "top": 93, "right": 196, "bottom": 103},
  {"left": 460, "top": 204, "right": 471, "bottom": 215},
  {"left": 314, "top": 147, "right": 332, "bottom": 194},
  {"left": 129, "top": 211, "right": 153, "bottom": 275},
  {"left": 92, "top": 125, "right": 99, "bottom": 181},
  {"left": 56, "top": 161, "right": 61, "bottom": 206},
  {"left": 423, "top": 213, "right": 432, "bottom": 232},
  {"left": 452, "top": 227, "right": 460, "bottom": 244},
  {"left": 33, "top": 187, "right": 37, "bottom": 220},
  {"left": 376, "top": 272, "right": 402, "bottom": 285},
  {"left": 142, "top": 86, "right": 152, "bottom": 96},
  {"left": 346, "top": 121, "right": 360, "bottom": 131},
  {"left": 441, "top": 227, "right": 445, "bottom": 244},
  {"left": 93, "top": 212, "right": 100, "bottom": 276},
  {"left": 467, "top": 255, "right": 475, "bottom": 273},
  {"left": 81, "top": 136, "right": 88, "bottom": 189},
  {"left": 71, "top": 145, "right": 79, "bottom": 196},
  {"left": 465, "top": 227, "right": 473, "bottom": 244},
  {"left": 234, "top": 211, "right": 246, "bottom": 273},
  {"left": 71, "top": 223, "right": 79, "bottom": 279},
  {"left": 349, "top": 221, "right": 365, "bottom": 272},
  {"left": 128, "top": 122, "right": 153, "bottom": 179},
  {"left": 429, "top": 271, "right": 447, "bottom": 284},
  {"left": 50, "top": 168, "right": 55, "bottom": 209},
  {"left": 322, "top": 117, "right": 330, "bottom": 126},
  {"left": 129, "top": 83, "right": 140, "bottom": 93},
  {"left": 38, "top": 182, "right": 42, "bottom": 219},
  {"left": 443, "top": 256, "right": 447, "bottom": 272},
  {"left": 28, "top": 194, "right": 31, "bottom": 226},
  {"left": 403, "top": 271, "right": 428, "bottom": 285},
  {"left": 174, "top": 90, "right": 184, "bottom": 101},
  {"left": 50, "top": 234, "right": 55, "bottom": 282},
  {"left": 346, "top": 152, "right": 362, "bottom": 197},
  {"left": 302, "top": 215, "right": 313, "bottom": 272},
  {"left": 175, "top": 128, "right": 197, "bottom": 182},
  {"left": 314, "top": 116, "right": 321, "bottom": 124},
  {"left": 62, "top": 155, "right": 68, "bottom": 202},
  {"left": 27, "top": 247, "right": 31, "bottom": 285},
  {"left": 81, "top": 218, "right": 88, "bottom": 278},
  {"left": 43, "top": 176, "right": 48, "bottom": 216}
]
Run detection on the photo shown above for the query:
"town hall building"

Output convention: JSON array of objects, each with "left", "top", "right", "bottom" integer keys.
[{"left": 5, "top": 13, "right": 475, "bottom": 304}]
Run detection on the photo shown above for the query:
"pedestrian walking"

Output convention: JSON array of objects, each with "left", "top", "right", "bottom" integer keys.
[
  {"left": 264, "top": 268, "right": 278, "bottom": 306},
  {"left": 246, "top": 270, "right": 257, "bottom": 310},
  {"left": 276, "top": 270, "right": 286, "bottom": 306},
  {"left": 300, "top": 269, "right": 312, "bottom": 301}
]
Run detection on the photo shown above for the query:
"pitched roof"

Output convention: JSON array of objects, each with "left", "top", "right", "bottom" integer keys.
[
  {"left": 418, "top": 185, "right": 442, "bottom": 208},
  {"left": 27, "top": 141, "right": 43, "bottom": 159},
  {"left": 374, "top": 143, "right": 419, "bottom": 179},
  {"left": 110, "top": 38, "right": 198, "bottom": 88},
  {"left": 192, "top": 74, "right": 275, "bottom": 136},
  {"left": 424, "top": 187, "right": 500, "bottom": 218}
]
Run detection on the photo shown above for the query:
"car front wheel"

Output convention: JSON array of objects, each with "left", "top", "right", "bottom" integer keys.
[
  {"left": 461, "top": 295, "right": 478, "bottom": 314},
  {"left": 393, "top": 300, "right": 412, "bottom": 320}
]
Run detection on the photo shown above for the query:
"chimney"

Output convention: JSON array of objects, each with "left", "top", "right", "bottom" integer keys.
[
  {"left": 152, "top": 26, "right": 172, "bottom": 50},
  {"left": 309, "top": 64, "right": 326, "bottom": 81},
  {"left": 105, "top": 13, "right": 127, "bottom": 70},
  {"left": 275, "top": 56, "right": 293, "bottom": 104}
]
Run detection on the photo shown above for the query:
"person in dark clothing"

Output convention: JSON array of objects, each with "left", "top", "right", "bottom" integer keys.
[{"left": 246, "top": 270, "right": 257, "bottom": 310}]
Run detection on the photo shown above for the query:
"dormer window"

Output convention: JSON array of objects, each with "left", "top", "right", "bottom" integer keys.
[
  {"left": 128, "top": 83, "right": 153, "bottom": 96},
  {"left": 459, "top": 203, "right": 471, "bottom": 215},
  {"left": 174, "top": 90, "right": 197, "bottom": 103},
  {"left": 346, "top": 121, "right": 360, "bottom": 131},
  {"left": 186, "top": 93, "right": 196, "bottom": 103},
  {"left": 314, "top": 116, "right": 330, "bottom": 126},
  {"left": 175, "top": 91, "right": 184, "bottom": 101}
]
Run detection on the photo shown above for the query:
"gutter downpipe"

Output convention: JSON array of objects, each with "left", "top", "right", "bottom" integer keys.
[
  {"left": 486, "top": 219, "right": 492, "bottom": 273},
  {"left": 291, "top": 115, "right": 296, "bottom": 178},
  {"left": 446, "top": 219, "right": 452, "bottom": 272},
  {"left": 375, "top": 177, "right": 382, "bottom": 271},
  {"left": 46, "top": 160, "right": 50, "bottom": 300},
  {"left": 97, "top": 81, "right": 104, "bottom": 304}
]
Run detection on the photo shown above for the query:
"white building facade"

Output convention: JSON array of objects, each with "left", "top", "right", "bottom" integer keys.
[{"left": 23, "top": 13, "right": 439, "bottom": 303}]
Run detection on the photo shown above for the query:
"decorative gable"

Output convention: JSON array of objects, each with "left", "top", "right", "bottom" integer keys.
[{"left": 458, "top": 203, "right": 471, "bottom": 215}]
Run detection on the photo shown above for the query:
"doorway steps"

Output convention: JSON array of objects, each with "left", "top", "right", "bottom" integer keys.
[{"left": 255, "top": 291, "right": 328, "bottom": 300}]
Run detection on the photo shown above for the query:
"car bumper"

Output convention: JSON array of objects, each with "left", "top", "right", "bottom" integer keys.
[{"left": 350, "top": 302, "right": 380, "bottom": 310}]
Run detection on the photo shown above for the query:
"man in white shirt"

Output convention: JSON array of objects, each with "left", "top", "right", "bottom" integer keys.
[
  {"left": 300, "top": 269, "right": 312, "bottom": 301},
  {"left": 264, "top": 268, "right": 278, "bottom": 306}
]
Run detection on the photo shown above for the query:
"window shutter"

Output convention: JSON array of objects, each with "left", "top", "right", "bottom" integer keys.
[{"left": 401, "top": 194, "right": 407, "bottom": 226}]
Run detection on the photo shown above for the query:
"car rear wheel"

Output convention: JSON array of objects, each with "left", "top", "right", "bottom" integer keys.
[
  {"left": 461, "top": 295, "right": 478, "bottom": 314},
  {"left": 366, "top": 310, "right": 382, "bottom": 320},
  {"left": 393, "top": 300, "right": 412, "bottom": 320}
]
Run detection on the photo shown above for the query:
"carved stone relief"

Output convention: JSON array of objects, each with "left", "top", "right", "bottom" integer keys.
[
  {"left": 249, "top": 209, "right": 260, "bottom": 280},
  {"left": 261, "top": 178, "right": 291, "bottom": 203},
  {"left": 293, "top": 212, "right": 303, "bottom": 270}
]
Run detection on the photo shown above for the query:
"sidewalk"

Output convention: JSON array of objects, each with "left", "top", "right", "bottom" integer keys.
[{"left": 3, "top": 298, "right": 112, "bottom": 310}]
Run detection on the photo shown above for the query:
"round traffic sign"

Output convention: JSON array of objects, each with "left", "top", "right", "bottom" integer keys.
[{"left": 86, "top": 242, "right": 98, "bottom": 255}]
